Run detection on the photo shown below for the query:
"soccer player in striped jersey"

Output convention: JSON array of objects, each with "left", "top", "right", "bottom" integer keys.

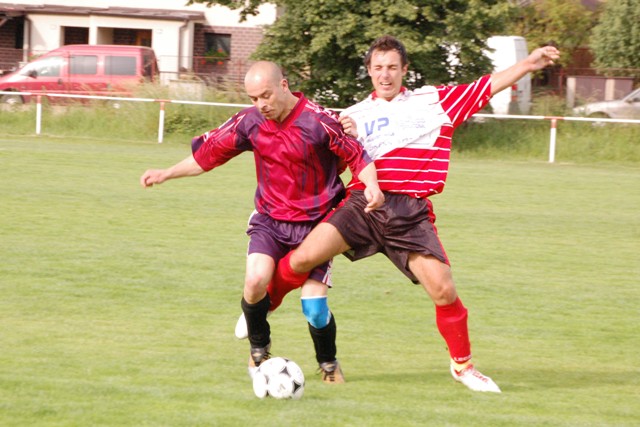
[
  {"left": 140, "top": 61, "right": 384, "bottom": 384},
  {"left": 266, "top": 36, "right": 559, "bottom": 392}
]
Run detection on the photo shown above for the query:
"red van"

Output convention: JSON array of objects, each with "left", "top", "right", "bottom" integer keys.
[{"left": 0, "top": 44, "right": 159, "bottom": 104}]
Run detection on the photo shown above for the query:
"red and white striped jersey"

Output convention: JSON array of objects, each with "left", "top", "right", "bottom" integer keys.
[{"left": 344, "top": 75, "right": 491, "bottom": 198}]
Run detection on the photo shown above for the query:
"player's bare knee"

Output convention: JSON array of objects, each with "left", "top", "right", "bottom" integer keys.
[
  {"left": 244, "top": 273, "right": 268, "bottom": 298},
  {"left": 437, "top": 287, "right": 458, "bottom": 305},
  {"left": 290, "top": 250, "right": 314, "bottom": 273},
  {"left": 425, "top": 280, "right": 457, "bottom": 305}
]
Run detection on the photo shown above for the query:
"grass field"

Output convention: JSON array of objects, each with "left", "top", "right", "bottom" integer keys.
[{"left": 1, "top": 136, "right": 639, "bottom": 426}]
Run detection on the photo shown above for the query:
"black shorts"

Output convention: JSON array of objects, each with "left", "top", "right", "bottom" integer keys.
[{"left": 325, "top": 191, "right": 449, "bottom": 283}]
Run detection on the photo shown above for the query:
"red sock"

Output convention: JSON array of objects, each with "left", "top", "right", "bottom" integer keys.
[
  {"left": 435, "top": 297, "right": 471, "bottom": 364},
  {"left": 267, "top": 251, "right": 310, "bottom": 311}
]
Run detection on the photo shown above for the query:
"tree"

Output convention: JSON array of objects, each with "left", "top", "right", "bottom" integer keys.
[
  {"left": 187, "top": 0, "right": 265, "bottom": 22},
  {"left": 505, "top": 0, "right": 596, "bottom": 67},
  {"left": 590, "top": 0, "right": 640, "bottom": 76},
  {"left": 189, "top": 0, "right": 513, "bottom": 105}
]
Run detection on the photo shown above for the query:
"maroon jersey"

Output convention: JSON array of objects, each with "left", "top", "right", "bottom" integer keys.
[{"left": 192, "top": 93, "right": 371, "bottom": 222}]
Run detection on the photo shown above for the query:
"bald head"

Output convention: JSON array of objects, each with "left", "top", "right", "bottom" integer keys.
[
  {"left": 244, "top": 61, "right": 284, "bottom": 88},
  {"left": 244, "top": 61, "right": 298, "bottom": 122}
]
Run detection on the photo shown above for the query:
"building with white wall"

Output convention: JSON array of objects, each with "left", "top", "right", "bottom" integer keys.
[{"left": 0, "top": 1, "right": 278, "bottom": 84}]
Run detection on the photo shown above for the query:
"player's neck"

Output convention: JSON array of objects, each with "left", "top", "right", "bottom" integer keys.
[{"left": 276, "top": 93, "right": 300, "bottom": 122}]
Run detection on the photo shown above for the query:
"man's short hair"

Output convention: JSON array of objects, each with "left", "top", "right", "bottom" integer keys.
[{"left": 364, "top": 35, "right": 409, "bottom": 68}]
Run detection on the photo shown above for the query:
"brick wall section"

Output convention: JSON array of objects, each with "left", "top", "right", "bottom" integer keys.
[
  {"left": 193, "top": 24, "right": 264, "bottom": 85},
  {"left": 193, "top": 24, "right": 264, "bottom": 61}
]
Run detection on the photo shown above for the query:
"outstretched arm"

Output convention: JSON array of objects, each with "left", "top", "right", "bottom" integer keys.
[
  {"left": 140, "top": 154, "right": 205, "bottom": 188},
  {"left": 490, "top": 46, "right": 560, "bottom": 96}
]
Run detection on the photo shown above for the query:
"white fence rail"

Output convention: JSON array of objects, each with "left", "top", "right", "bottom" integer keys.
[{"left": 2, "top": 91, "right": 640, "bottom": 163}]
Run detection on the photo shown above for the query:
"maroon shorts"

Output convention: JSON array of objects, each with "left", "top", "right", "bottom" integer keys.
[
  {"left": 246, "top": 211, "right": 332, "bottom": 285},
  {"left": 325, "top": 191, "right": 449, "bottom": 283}
]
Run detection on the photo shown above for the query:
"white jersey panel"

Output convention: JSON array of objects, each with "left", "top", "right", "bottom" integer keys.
[{"left": 342, "top": 86, "right": 450, "bottom": 160}]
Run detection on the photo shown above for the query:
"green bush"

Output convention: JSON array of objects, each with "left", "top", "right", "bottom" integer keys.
[{"left": 530, "top": 91, "right": 573, "bottom": 117}]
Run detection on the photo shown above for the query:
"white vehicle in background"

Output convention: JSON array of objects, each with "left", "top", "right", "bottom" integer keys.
[
  {"left": 572, "top": 88, "right": 640, "bottom": 119},
  {"left": 485, "top": 36, "right": 531, "bottom": 115}
]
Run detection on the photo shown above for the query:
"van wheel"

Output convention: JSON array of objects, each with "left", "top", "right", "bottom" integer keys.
[{"left": 1, "top": 94, "right": 23, "bottom": 105}]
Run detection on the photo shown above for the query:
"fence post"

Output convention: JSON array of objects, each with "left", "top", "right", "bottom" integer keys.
[
  {"left": 548, "top": 118, "right": 558, "bottom": 163},
  {"left": 36, "top": 95, "right": 42, "bottom": 135},
  {"left": 158, "top": 100, "right": 166, "bottom": 144}
]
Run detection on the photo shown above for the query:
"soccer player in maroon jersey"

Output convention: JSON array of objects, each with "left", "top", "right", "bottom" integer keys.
[
  {"left": 265, "top": 36, "right": 560, "bottom": 392},
  {"left": 140, "top": 61, "right": 384, "bottom": 383}
]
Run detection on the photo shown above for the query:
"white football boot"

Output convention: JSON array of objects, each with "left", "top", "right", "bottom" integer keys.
[{"left": 450, "top": 362, "right": 501, "bottom": 393}]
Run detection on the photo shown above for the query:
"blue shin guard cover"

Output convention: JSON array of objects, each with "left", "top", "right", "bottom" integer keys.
[{"left": 301, "top": 296, "right": 331, "bottom": 329}]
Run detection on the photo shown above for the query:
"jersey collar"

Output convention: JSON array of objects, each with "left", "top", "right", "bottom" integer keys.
[
  {"left": 370, "top": 86, "right": 408, "bottom": 101},
  {"left": 279, "top": 92, "right": 306, "bottom": 127}
]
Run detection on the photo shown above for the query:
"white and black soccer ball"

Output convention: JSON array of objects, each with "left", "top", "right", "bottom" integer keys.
[{"left": 252, "top": 357, "right": 305, "bottom": 400}]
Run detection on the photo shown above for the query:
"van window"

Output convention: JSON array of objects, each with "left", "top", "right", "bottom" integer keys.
[
  {"left": 105, "top": 56, "right": 137, "bottom": 76},
  {"left": 21, "top": 56, "right": 63, "bottom": 77},
  {"left": 70, "top": 55, "right": 98, "bottom": 75}
]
